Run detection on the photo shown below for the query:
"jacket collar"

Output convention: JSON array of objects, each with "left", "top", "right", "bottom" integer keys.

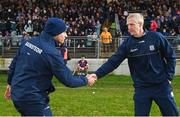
[{"left": 39, "top": 31, "right": 57, "bottom": 46}]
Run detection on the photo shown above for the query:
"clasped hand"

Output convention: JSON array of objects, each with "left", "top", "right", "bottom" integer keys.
[{"left": 86, "top": 74, "right": 98, "bottom": 86}]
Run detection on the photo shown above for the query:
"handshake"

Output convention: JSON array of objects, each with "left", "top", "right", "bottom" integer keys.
[{"left": 86, "top": 74, "right": 97, "bottom": 86}]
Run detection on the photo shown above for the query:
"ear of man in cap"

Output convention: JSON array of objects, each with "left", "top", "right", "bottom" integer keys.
[{"left": 44, "top": 18, "right": 67, "bottom": 36}]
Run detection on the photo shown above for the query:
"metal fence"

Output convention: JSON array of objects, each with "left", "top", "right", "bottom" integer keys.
[{"left": 0, "top": 35, "right": 180, "bottom": 58}]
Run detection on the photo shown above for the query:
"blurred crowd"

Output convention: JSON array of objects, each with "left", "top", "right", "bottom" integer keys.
[{"left": 0, "top": 0, "right": 179, "bottom": 38}]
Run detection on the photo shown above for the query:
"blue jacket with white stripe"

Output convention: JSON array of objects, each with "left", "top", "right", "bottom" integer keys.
[
  {"left": 95, "top": 31, "right": 176, "bottom": 88},
  {"left": 7, "top": 31, "right": 88, "bottom": 101}
]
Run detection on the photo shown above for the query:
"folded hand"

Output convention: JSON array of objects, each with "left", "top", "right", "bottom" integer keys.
[{"left": 86, "top": 74, "right": 98, "bottom": 86}]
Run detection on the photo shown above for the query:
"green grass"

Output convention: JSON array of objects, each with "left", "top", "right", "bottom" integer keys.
[{"left": 0, "top": 74, "right": 180, "bottom": 116}]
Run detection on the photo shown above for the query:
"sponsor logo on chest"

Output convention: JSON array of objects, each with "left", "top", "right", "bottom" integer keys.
[
  {"left": 149, "top": 45, "right": 155, "bottom": 51},
  {"left": 130, "top": 48, "right": 138, "bottom": 52}
]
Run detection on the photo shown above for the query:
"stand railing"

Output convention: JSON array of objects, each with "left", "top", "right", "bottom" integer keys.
[{"left": 0, "top": 35, "right": 180, "bottom": 59}]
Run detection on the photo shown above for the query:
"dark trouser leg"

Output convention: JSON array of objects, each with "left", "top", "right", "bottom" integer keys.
[
  {"left": 43, "top": 104, "right": 53, "bottom": 116},
  {"left": 134, "top": 96, "right": 152, "bottom": 116},
  {"left": 134, "top": 89, "right": 152, "bottom": 116},
  {"left": 107, "top": 43, "right": 111, "bottom": 52},
  {"left": 101, "top": 44, "right": 105, "bottom": 53},
  {"left": 155, "top": 95, "right": 179, "bottom": 116},
  {"left": 154, "top": 82, "right": 179, "bottom": 116},
  {"left": 13, "top": 101, "right": 52, "bottom": 116}
]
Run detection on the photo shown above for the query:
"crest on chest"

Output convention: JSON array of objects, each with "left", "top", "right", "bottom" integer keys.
[{"left": 149, "top": 45, "right": 155, "bottom": 51}]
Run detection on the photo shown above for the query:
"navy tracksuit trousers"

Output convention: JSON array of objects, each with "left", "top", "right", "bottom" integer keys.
[
  {"left": 13, "top": 100, "right": 52, "bottom": 116},
  {"left": 134, "top": 80, "right": 179, "bottom": 116}
]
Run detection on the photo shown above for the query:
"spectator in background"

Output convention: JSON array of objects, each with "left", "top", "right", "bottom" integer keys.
[
  {"left": 3, "top": 31, "right": 12, "bottom": 49},
  {"left": 100, "top": 27, "right": 112, "bottom": 53},
  {"left": 6, "top": 18, "right": 12, "bottom": 34},
  {"left": 0, "top": 20, "right": 7, "bottom": 36},
  {"left": 22, "top": 31, "right": 31, "bottom": 40},
  {"left": 59, "top": 43, "right": 70, "bottom": 65},
  {"left": 95, "top": 20, "right": 101, "bottom": 37},
  {"left": 10, "top": 21, "right": 17, "bottom": 36},
  {"left": 24, "top": 20, "right": 33, "bottom": 36},
  {"left": 109, "top": 22, "right": 116, "bottom": 37},
  {"left": 161, "top": 28, "right": 170, "bottom": 36},
  {"left": 18, "top": 31, "right": 31, "bottom": 46},
  {"left": 74, "top": 55, "right": 89, "bottom": 76},
  {"left": 119, "top": 15, "right": 127, "bottom": 35},
  {"left": 150, "top": 20, "right": 158, "bottom": 31}
]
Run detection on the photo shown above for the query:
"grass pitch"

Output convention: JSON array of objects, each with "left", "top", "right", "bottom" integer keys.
[{"left": 0, "top": 74, "right": 180, "bottom": 116}]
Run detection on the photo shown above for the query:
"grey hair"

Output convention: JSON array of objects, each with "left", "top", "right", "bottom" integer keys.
[{"left": 127, "top": 13, "right": 144, "bottom": 26}]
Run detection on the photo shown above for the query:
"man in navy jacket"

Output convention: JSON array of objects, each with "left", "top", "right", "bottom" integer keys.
[
  {"left": 89, "top": 13, "right": 179, "bottom": 116},
  {"left": 4, "top": 18, "right": 96, "bottom": 116}
]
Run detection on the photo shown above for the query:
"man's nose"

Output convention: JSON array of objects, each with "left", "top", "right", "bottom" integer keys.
[{"left": 65, "top": 33, "right": 68, "bottom": 37}]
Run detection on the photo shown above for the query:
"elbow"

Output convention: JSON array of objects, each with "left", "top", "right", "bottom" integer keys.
[
  {"left": 63, "top": 82, "right": 79, "bottom": 88},
  {"left": 62, "top": 78, "right": 87, "bottom": 88},
  {"left": 62, "top": 79, "right": 80, "bottom": 88}
]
